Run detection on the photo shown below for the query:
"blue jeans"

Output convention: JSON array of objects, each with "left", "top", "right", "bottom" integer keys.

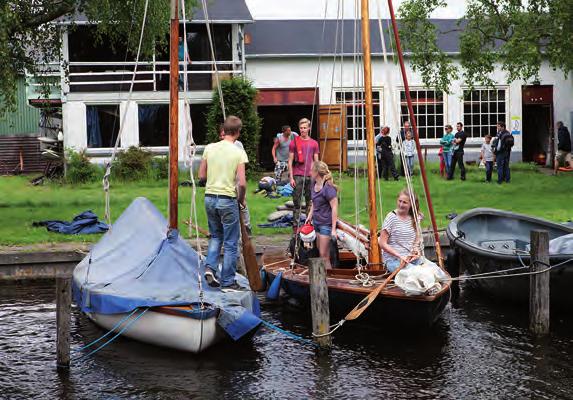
[
  {"left": 405, "top": 156, "right": 415, "bottom": 175},
  {"left": 443, "top": 151, "right": 453, "bottom": 175},
  {"left": 314, "top": 223, "right": 332, "bottom": 236},
  {"left": 384, "top": 256, "right": 422, "bottom": 273},
  {"left": 204, "top": 196, "right": 240, "bottom": 287},
  {"left": 496, "top": 152, "right": 511, "bottom": 183},
  {"left": 485, "top": 160, "right": 494, "bottom": 181}
]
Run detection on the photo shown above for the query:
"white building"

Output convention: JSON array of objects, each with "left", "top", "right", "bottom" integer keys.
[{"left": 28, "top": 0, "right": 573, "bottom": 168}]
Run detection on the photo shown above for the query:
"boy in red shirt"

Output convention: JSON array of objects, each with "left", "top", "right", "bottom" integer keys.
[{"left": 288, "top": 118, "right": 319, "bottom": 232}]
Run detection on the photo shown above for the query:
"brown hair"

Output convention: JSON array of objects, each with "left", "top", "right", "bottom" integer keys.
[
  {"left": 223, "top": 115, "right": 242, "bottom": 135},
  {"left": 398, "top": 188, "right": 420, "bottom": 229},
  {"left": 312, "top": 161, "right": 337, "bottom": 190}
]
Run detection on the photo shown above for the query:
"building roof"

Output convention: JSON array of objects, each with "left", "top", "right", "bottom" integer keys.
[
  {"left": 244, "top": 19, "right": 461, "bottom": 57},
  {"left": 186, "top": 0, "right": 253, "bottom": 23},
  {"left": 57, "top": 0, "right": 253, "bottom": 25}
]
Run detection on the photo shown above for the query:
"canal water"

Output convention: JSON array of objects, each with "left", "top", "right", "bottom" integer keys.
[{"left": 1, "top": 281, "right": 572, "bottom": 400}]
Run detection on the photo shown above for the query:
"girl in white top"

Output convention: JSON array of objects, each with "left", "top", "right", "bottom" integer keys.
[
  {"left": 402, "top": 131, "right": 416, "bottom": 176},
  {"left": 378, "top": 189, "right": 422, "bottom": 272}
]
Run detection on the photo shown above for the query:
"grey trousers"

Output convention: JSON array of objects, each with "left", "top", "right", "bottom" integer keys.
[{"left": 293, "top": 175, "right": 311, "bottom": 230}]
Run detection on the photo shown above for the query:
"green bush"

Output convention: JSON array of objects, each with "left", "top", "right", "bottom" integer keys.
[
  {"left": 206, "top": 77, "right": 262, "bottom": 170},
  {"left": 112, "top": 146, "right": 153, "bottom": 181},
  {"left": 151, "top": 156, "right": 169, "bottom": 180},
  {"left": 65, "top": 149, "right": 100, "bottom": 184}
]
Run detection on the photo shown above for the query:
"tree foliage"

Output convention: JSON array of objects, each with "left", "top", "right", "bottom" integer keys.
[
  {"left": 206, "top": 77, "right": 262, "bottom": 169},
  {"left": 0, "top": 0, "right": 195, "bottom": 115},
  {"left": 398, "top": 0, "right": 573, "bottom": 92}
]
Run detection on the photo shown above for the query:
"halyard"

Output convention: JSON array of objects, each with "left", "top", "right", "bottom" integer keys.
[{"left": 0, "top": 163, "right": 571, "bottom": 246}]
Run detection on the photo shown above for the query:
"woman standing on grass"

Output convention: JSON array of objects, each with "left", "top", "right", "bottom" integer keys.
[
  {"left": 305, "top": 161, "right": 338, "bottom": 268},
  {"left": 378, "top": 189, "right": 422, "bottom": 272}
]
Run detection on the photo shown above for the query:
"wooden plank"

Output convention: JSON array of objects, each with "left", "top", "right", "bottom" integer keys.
[
  {"left": 529, "top": 230, "right": 550, "bottom": 336},
  {"left": 56, "top": 275, "right": 71, "bottom": 369},
  {"left": 308, "top": 258, "right": 331, "bottom": 349}
]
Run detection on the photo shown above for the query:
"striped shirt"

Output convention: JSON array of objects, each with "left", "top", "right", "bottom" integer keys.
[{"left": 382, "top": 211, "right": 417, "bottom": 259}]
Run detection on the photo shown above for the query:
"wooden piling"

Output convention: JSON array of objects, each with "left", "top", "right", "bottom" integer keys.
[
  {"left": 529, "top": 230, "right": 550, "bottom": 336},
  {"left": 56, "top": 275, "right": 71, "bottom": 368},
  {"left": 308, "top": 258, "right": 331, "bottom": 349}
]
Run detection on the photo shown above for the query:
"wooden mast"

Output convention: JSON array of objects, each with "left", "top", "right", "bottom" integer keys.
[
  {"left": 360, "top": 0, "right": 382, "bottom": 269},
  {"left": 169, "top": 0, "right": 179, "bottom": 230},
  {"left": 386, "top": 0, "right": 444, "bottom": 267}
]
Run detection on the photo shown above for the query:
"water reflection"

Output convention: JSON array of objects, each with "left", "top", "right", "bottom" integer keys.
[{"left": 0, "top": 281, "right": 572, "bottom": 399}]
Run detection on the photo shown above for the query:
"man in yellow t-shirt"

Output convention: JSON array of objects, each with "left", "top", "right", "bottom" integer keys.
[{"left": 198, "top": 116, "right": 248, "bottom": 290}]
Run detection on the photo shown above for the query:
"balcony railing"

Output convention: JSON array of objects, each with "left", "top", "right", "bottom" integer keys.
[{"left": 26, "top": 59, "right": 243, "bottom": 100}]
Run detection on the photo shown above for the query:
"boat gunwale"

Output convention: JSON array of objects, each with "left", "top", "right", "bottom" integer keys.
[
  {"left": 447, "top": 208, "right": 573, "bottom": 261},
  {"left": 263, "top": 255, "right": 451, "bottom": 303}
]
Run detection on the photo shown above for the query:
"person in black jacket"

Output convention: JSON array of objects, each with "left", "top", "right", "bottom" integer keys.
[
  {"left": 447, "top": 122, "right": 467, "bottom": 181},
  {"left": 557, "top": 121, "right": 572, "bottom": 167},
  {"left": 493, "top": 121, "right": 512, "bottom": 183},
  {"left": 376, "top": 126, "right": 399, "bottom": 181}
]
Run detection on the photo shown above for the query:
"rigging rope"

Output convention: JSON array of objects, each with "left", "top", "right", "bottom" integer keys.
[
  {"left": 375, "top": 0, "right": 425, "bottom": 259},
  {"left": 200, "top": 0, "right": 226, "bottom": 119},
  {"left": 182, "top": 0, "right": 205, "bottom": 307},
  {"left": 291, "top": 0, "right": 331, "bottom": 269},
  {"left": 102, "top": 0, "right": 150, "bottom": 227}
]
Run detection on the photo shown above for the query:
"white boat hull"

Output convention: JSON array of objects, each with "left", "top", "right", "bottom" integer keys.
[{"left": 87, "top": 309, "right": 223, "bottom": 353}]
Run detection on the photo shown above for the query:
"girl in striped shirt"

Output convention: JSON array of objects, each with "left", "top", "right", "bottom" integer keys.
[{"left": 378, "top": 189, "right": 422, "bottom": 272}]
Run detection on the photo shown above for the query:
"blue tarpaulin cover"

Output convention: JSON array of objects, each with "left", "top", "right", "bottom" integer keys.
[
  {"left": 72, "top": 197, "right": 260, "bottom": 340},
  {"left": 33, "top": 210, "right": 109, "bottom": 234}
]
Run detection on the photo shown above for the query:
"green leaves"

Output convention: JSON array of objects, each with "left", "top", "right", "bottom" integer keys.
[
  {"left": 398, "top": 0, "right": 573, "bottom": 90},
  {"left": 206, "top": 77, "right": 262, "bottom": 170},
  {"left": 0, "top": 0, "right": 197, "bottom": 115}
]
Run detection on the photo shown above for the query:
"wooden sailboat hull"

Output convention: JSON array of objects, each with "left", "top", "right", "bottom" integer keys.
[
  {"left": 264, "top": 253, "right": 451, "bottom": 329},
  {"left": 87, "top": 307, "right": 224, "bottom": 353}
]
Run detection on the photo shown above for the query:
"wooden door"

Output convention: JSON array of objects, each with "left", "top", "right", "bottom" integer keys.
[{"left": 318, "top": 105, "right": 347, "bottom": 171}]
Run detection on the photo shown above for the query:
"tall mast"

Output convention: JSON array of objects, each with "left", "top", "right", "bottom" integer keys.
[
  {"left": 387, "top": 0, "right": 444, "bottom": 267},
  {"left": 169, "top": 0, "right": 179, "bottom": 230},
  {"left": 360, "top": 0, "right": 382, "bottom": 268}
]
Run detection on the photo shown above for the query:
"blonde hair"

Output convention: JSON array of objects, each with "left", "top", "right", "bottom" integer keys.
[
  {"left": 298, "top": 118, "right": 311, "bottom": 128},
  {"left": 312, "top": 161, "right": 337, "bottom": 190},
  {"left": 398, "top": 188, "right": 420, "bottom": 228}
]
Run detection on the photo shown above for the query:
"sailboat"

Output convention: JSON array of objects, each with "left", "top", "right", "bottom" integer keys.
[
  {"left": 263, "top": 0, "right": 451, "bottom": 328},
  {"left": 72, "top": 0, "right": 260, "bottom": 353}
]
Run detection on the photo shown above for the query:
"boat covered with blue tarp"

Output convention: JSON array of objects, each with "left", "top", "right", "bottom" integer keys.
[{"left": 73, "top": 197, "right": 261, "bottom": 352}]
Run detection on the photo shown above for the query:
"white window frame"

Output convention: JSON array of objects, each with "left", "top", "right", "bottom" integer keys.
[
  {"left": 334, "top": 87, "right": 384, "bottom": 144},
  {"left": 398, "top": 88, "right": 446, "bottom": 140},
  {"left": 85, "top": 102, "right": 121, "bottom": 153},
  {"left": 461, "top": 86, "right": 510, "bottom": 138}
]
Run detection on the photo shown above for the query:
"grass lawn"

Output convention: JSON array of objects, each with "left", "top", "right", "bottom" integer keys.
[{"left": 0, "top": 163, "right": 571, "bottom": 246}]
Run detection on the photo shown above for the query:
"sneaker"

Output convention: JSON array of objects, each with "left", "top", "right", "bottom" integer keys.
[
  {"left": 221, "top": 282, "right": 246, "bottom": 292},
  {"left": 204, "top": 270, "right": 220, "bottom": 288}
]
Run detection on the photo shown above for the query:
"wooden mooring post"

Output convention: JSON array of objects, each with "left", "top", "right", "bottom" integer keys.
[
  {"left": 529, "top": 230, "right": 550, "bottom": 336},
  {"left": 308, "top": 258, "right": 332, "bottom": 349},
  {"left": 56, "top": 275, "right": 72, "bottom": 369}
]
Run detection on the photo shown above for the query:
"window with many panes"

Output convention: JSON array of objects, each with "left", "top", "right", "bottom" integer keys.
[
  {"left": 335, "top": 89, "right": 383, "bottom": 140},
  {"left": 463, "top": 88, "right": 507, "bottom": 137},
  {"left": 399, "top": 89, "right": 444, "bottom": 139}
]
